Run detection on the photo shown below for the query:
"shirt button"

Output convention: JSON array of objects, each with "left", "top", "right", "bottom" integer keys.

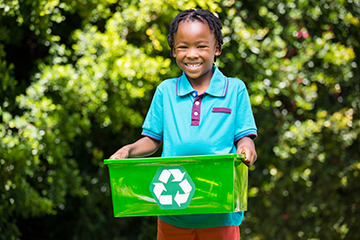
[
  {"left": 192, "top": 92, "right": 197, "bottom": 97},
  {"left": 195, "top": 101, "right": 200, "bottom": 105},
  {"left": 194, "top": 111, "right": 199, "bottom": 116}
]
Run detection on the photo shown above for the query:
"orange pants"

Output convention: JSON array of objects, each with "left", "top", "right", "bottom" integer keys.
[{"left": 157, "top": 218, "right": 240, "bottom": 240}]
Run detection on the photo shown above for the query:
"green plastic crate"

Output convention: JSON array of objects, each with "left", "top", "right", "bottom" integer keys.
[{"left": 104, "top": 154, "right": 248, "bottom": 217}]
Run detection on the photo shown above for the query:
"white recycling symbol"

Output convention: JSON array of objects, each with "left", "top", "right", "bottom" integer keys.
[{"left": 150, "top": 166, "right": 195, "bottom": 209}]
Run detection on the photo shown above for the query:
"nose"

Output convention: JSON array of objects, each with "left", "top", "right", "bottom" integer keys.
[{"left": 186, "top": 47, "right": 199, "bottom": 59}]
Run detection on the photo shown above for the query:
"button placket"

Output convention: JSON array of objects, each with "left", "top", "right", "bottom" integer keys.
[{"left": 191, "top": 95, "right": 204, "bottom": 126}]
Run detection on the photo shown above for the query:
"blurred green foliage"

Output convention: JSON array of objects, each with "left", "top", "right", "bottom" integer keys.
[{"left": 1, "top": 0, "right": 359, "bottom": 239}]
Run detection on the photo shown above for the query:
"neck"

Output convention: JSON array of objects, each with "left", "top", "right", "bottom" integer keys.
[
  {"left": 189, "top": 79, "right": 210, "bottom": 95},
  {"left": 186, "top": 68, "right": 214, "bottom": 94}
]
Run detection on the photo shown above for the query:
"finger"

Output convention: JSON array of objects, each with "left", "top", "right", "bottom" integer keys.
[
  {"left": 241, "top": 152, "right": 250, "bottom": 167},
  {"left": 244, "top": 150, "right": 256, "bottom": 167},
  {"left": 109, "top": 153, "right": 122, "bottom": 160}
]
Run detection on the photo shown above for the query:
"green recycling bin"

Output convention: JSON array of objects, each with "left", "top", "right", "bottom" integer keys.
[{"left": 104, "top": 154, "right": 248, "bottom": 217}]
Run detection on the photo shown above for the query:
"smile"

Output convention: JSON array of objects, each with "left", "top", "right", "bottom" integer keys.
[{"left": 186, "top": 63, "right": 202, "bottom": 68}]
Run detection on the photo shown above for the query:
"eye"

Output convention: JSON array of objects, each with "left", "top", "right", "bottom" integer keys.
[
  {"left": 198, "top": 45, "right": 208, "bottom": 49},
  {"left": 177, "top": 45, "right": 187, "bottom": 49}
]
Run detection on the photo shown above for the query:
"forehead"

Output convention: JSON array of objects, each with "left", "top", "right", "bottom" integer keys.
[{"left": 174, "top": 20, "right": 215, "bottom": 42}]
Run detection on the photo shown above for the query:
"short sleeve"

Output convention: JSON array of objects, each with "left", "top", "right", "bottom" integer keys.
[
  {"left": 141, "top": 86, "right": 164, "bottom": 142},
  {"left": 234, "top": 85, "right": 257, "bottom": 142}
]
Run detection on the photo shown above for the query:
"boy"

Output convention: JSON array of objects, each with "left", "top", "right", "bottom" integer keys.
[{"left": 110, "top": 9, "right": 257, "bottom": 240}]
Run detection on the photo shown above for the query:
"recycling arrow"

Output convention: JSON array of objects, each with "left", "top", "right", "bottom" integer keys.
[
  {"left": 169, "top": 169, "right": 185, "bottom": 182},
  {"left": 153, "top": 183, "right": 166, "bottom": 199},
  {"left": 159, "top": 169, "right": 171, "bottom": 184},
  {"left": 174, "top": 191, "right": 190, "bottom": 206},
  {"left": 175, "top": 179, "right": 192, "bottom": 206},
  {"left": 153, "top": 182, "right": 172, "bottom": 205},
  {"left": 179, "top": 179, "right": 192, "bottom": 193}
]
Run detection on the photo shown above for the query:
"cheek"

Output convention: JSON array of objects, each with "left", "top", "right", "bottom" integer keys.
[{"left": 175, "top": 58, "right": 182, "bottom": 67}]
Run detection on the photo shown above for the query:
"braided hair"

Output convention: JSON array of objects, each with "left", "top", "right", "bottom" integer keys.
[{"left": 167, "top": 9, "right": 223, "bottom": 59}]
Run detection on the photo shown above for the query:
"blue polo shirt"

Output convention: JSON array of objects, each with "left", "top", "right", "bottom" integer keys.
[{"left": 142, "top": 66, "right": 257, "bottom": 228}]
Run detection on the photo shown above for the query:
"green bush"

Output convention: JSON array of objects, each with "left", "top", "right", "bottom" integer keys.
[{"left": 1, "top": 0, "right": 359, "bottom": 239}]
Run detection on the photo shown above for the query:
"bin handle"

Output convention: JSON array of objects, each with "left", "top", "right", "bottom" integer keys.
[
  {"left": 234, "top": 153, "right": 245, "bottom": 161},
  {"left": 234, "top": 153, "right": 249, "bottom": 168}
]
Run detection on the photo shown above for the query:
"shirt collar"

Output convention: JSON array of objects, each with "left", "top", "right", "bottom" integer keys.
[{"left": 176, "top": 66, "right": 228, "bottom": 97}]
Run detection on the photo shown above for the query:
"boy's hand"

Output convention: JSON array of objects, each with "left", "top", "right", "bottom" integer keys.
[
  {"left": 109, "top": 146, "right": 130, "bottom": 159},
  {"left": 108, "top": 137, "right": 160, "bottom": 160},
  {"left": 236, "top": 137, "right": 257, "bottom": 167}
]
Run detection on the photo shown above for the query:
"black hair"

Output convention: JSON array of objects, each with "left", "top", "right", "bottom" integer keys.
[{"left": 167, "top": 9, "right": 223, "bottom": 57}]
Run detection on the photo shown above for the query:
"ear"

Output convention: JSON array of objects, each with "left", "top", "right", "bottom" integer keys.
[
  {"left": 172, "top": 48, "right": 177, "bottom": 57},
  {"left": 215, "top": 44, "right": 222, "bottom": 56}
]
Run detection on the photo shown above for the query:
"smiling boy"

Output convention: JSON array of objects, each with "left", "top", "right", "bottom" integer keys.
[
  {"left": 110, "top": 9, "right": 258, "bottom": 240},
  {"left": 172, "top": 19, "right": 221, "bottom": 95}
]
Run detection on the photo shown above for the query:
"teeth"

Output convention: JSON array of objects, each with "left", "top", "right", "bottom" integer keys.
[{"left": 187, "top": 64, "right": 201, "bottom": 68}]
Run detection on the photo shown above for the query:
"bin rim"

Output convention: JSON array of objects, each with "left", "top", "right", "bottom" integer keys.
[{"left": 104, "top": 153, "right": 245, "bottom": 165}]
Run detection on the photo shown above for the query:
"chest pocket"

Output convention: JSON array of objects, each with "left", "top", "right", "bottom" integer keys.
[{"left": 212, "top": 107, "right": 231, "bottom": 114}]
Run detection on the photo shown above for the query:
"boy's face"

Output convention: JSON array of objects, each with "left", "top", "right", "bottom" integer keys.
[{"left": 172, "top": 20, "right": 221, "bottom": 84}]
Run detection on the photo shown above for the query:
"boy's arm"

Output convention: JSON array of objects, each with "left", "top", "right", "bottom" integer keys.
[
  {"left": 109, "top": 137, "right": 160, "bottom": 159},
  {"left": 236, "top": 137, "right": 257, "bottom": 167}
]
